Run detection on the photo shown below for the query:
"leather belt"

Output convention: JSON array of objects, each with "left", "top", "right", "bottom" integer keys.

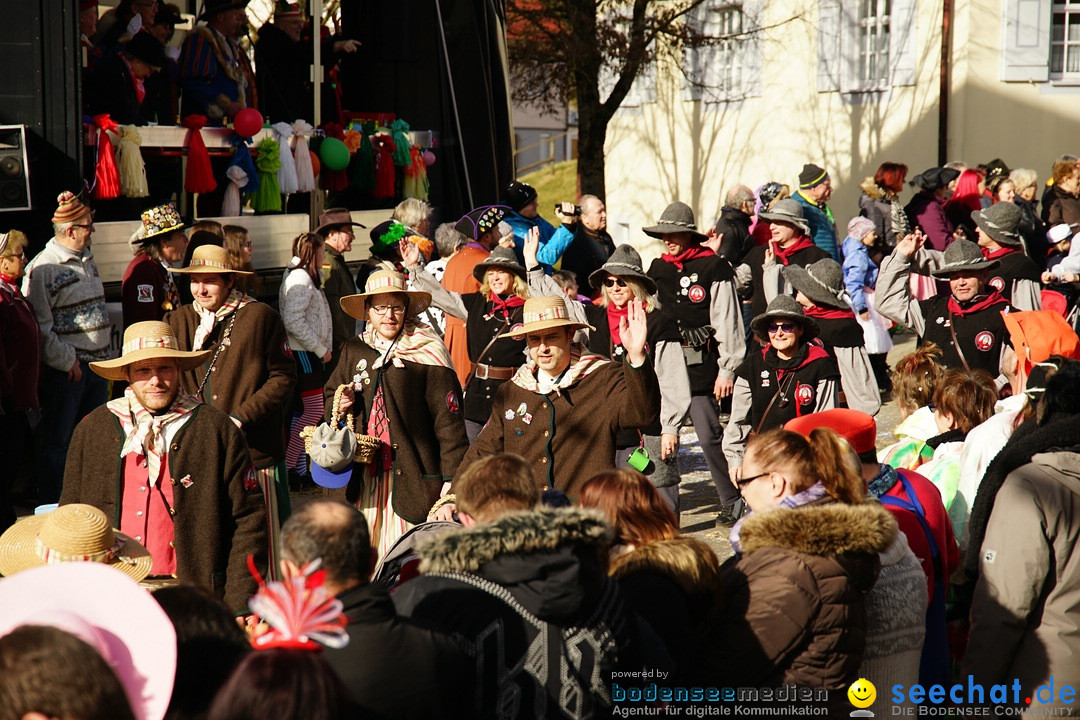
[{"left": 474, "top": 363, "right": 515, "bottom": 381}]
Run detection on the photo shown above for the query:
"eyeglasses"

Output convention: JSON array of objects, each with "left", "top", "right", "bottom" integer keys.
[
  {"left": 370, "top": 305, "right": 406, "bottom": 316},
  {"left": 71, "top": 223, "right": 95, "bottom": 230},
  {"left": 603, "top": 277, "right": 627, "bottom": 288},
  {"left": 736, "top": 470, "right": 772, "bottom": 490},
  {"left": 767, "top": 322, "right": 796, "bottom": 334}
]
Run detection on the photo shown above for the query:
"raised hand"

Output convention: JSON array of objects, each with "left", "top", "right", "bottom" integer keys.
[
  {"left": 703, "top": 226, "right": 723, "bottom": 254},
  {"left": 523, "top": 226, "right": 540, "bottom": 269},
  {"left": 621, "top": 299, "right": 649, "bottom": 366},
  {"left": 399, "top": 238, "right": 421, "bottom": 269}
]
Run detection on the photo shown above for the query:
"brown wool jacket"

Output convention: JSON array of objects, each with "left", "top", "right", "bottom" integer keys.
[
  {"left": 60, "top": 404, "right": 268, "bottom": 613},
  {"left": 166, "top": 302, "right": 297, "bottom": 468},
  {"left": 458, "top": 356, "right": 661, "bottom": 499},
  {"left": 325, "top": 338, "right": 469, "bottom": 524}
]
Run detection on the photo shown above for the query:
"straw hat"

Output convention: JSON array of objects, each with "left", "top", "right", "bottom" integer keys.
[
  {"left": 505, "top": 296, "right": 594, "bottom": 338},
  {"left": 90, "top": 321, "right": 211, "bottom": 381},
  {"left": 642, "top": 201, "right": 708, "bottom": 241},
  {"left": 172, "top": 244, "right": 254, "bottom": 275},
  {"left": 0, "top": 504, "right": 152, "bottom": 581},
  {"left": 340, "top": 269, "right": 432, "bottom": 320},
  {"left": 588, "top": 244, "right": 657, "bottom": 295},
  {"left": 749, "top": 294, "right": 819, "bottom": 341},
  {"left": 51, "top": 191, "right": 93, "bottom": 225},
  {"left": 929, "top": 238, "right": 1000, "bottom": 278}
]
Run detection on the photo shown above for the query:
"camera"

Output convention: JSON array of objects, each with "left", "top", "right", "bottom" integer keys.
[{"left": 554, "top": 203, "right": 581, "bottom": 217}]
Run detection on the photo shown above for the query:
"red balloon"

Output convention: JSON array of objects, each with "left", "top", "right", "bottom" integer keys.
[
  {"left": 309, "top": 150, "right": 320, "bottom": 177},
  {"left": 422, "top": 149, "right": 436, "bottom": 167},
  {"left": 233, "top": 108, "right": 264, "bottom": 138}
]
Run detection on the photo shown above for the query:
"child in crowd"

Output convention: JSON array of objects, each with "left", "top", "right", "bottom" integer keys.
[{"left": 842, "top": 216, "right": 893, "bottom": 392}]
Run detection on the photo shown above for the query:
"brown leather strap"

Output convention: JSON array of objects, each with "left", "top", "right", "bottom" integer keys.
[
  {"left": 474, "top": 363, "right": 515, "bottom": 381},
  {"left": 947, "top": 311, "right": 971, "bottom": 372},
  {"left": 462, "top": 315, "right": 511, "bottom": 390}
]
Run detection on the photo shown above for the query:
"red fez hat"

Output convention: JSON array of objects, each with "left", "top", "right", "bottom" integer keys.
[{"left": 784, "top": 408, "right": 876, "bottom": 456}]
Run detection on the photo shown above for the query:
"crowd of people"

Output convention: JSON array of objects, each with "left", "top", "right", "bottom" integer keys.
[{"left": 2, "top": 148, "right": 1080, "bottom": 719}]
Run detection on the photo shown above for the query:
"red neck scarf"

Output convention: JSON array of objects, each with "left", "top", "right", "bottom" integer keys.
[
  {"left": 773, "top": 236, "right": 815, "bottom": 265},
  {"left": 0, "top": 272, "right": 19, "bottom": 286},
  {"left": 489, "top": 292, "right": 525, "bottom": 320},
  {"left": 606, "top": 304, "right": 629, "bottom": 347},
  {"left": 947, "top": 290, "right": 1007, "bottom": 316},
  {"left": 981, "top": 246, "right": 1018, "bottom": 260},
  {"left": 803, "top": 304, "right": 855, "bottom": 320},
  {"left": 660, "top": 245, "right": 713, "bottom": 271}
]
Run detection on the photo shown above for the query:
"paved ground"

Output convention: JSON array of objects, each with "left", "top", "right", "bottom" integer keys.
[{"left": 677, "top": 329, "right": 917, "bottom": 561}]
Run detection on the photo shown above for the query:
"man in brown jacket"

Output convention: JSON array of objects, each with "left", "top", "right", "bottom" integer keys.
[
  {"left": 166, "top": 245, "right": 296, "bottom": 554},
  {"left": 60, "top": 321, "right": 267, "bottom": 613},
  {"left": 436, "top": 296, "right": 659, "bottom": 519}
]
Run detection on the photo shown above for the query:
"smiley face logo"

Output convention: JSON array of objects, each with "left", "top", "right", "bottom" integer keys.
[{"left": 847, "top": 678, "right": 876, "bottom": 709}]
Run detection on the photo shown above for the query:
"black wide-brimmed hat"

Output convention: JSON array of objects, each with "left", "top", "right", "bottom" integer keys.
[
  {"left": 642, "top": 202, "right": 708, "bottom": 241},
  {"left": 123, "top": 31, "right": 167, "bottom": 70},
  {"left": 972, "top": 201, "right": 1023, "bottom": 248},
  {"left": 910, "top": 166, "right": 960, "bottom": 192},
  {"left": 198, "top": 0, "right": 250, "bottom": 21},
  {"left": 472, "top": 246, "right": 526, "bottom": 283},
  {"left": 749, "top": 295, "right": 819, "bottom": 342},
  {"left": 588, "top": 244, "right": 657, "bottom": 295},
  {"left": 757, "top": 198, "right": 811, "bottom": 235},
  {"left": 930, "top": 238, "right": 1000, "bottom": 278},
  {"left": 782, "top": 258, "right": 847, "bottom": 310}
]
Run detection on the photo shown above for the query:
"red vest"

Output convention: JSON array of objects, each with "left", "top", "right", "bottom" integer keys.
[{"left": 120, "top": 453, "right": 177, "bottom": 576}]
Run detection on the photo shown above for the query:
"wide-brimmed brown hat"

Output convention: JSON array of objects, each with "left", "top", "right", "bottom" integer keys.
[
  {"left": 172, "top": 244, "right": 253, "bottom": 275},
  {"left": 315, "top": 207, "right": 367, "bottom": 236},
  {"left": 929, "top": 238, "right": 1000, "bottom": 278},
  {"left": 340, "top": 270, "right": 432, "bottom": 320},
  {"left": 642, "top": 202, "right": 708, "bottom": 241},
  {"left": 749, "top": 294, "right": 819, "bottom": 342},
  {"left": 588, "top": 244, "right": 657, "bottom": 295},
  {"left": 782, "top": 258, "right": 847, "bottom": 309},
  {"left": 505, "top": 296, "right": 593, "bottom": 338},
  {"left": 90, "top": 321, "right": 211, "bottom": 381},
  {"left": 472, "top": 246, "right": 526, "bottom": 283},
  {"left": 0, "top": 504, "right": 152, "bottom": 581}
]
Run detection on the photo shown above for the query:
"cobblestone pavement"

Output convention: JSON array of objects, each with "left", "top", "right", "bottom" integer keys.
[{"left": 678, "top": 329, "right": 917, "bottom": 562}]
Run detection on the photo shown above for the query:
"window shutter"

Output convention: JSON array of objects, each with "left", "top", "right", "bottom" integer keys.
[
  {"left": 743, "top": 0, "right": 764, "bottom": 97},
  {"left": 817, "top": 0, "right": 842, "bottom": 92},
  {"left": 837, "top": 1, "right": 861, "bottom": 93},
  {"left": 1001, "top": 0, "right": 1051, "bottom": 82},
  {"left": 889, "top": 0, "right": 917, "bottom": 86}
]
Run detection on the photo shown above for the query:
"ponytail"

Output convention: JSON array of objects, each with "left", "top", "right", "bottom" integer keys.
[{"left": 807, "top": 428, "right": 865, "bottom": 505}]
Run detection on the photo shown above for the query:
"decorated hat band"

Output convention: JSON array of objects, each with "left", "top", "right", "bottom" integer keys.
[
  {"left": 524, "top": 303, "right": 572, "bottom": 325},
  {"left": 34, "top": 535, "right": 125, "bottom": 566},
  {"left": 806, "top": 266, "right": 843, "bottom": 299},
  {"left": 365, "top": 273, "right": 408, "bottom": 294},
  {"left": 122, "top": 334, "right": 182, "bottom": 356}
]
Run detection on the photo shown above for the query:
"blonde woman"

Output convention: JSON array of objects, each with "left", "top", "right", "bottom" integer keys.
[
  {"left": 223, "top": 225, "right": 259, "bottom": 295},
  {"left": 401, "top": 234, "right": 530, "bottom": 442},
  {"left": 524, "top": 234, "right": 691, "bottom": 512}
]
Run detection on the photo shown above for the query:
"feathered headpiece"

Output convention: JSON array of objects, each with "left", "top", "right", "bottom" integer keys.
[{"left": 246, "top": 556, "right": 349, "bottom": 652}]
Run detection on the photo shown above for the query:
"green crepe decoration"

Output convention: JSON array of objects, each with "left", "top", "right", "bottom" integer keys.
[{"left": 251, "top": 137, "right": 283, "bottom": 213}]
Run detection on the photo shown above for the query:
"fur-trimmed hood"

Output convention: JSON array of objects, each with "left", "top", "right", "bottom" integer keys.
[
  {"left": 610, "top": 536, "right": 722, "bottom": 620},
  {"left": 859, "top": 177, "right": 895, "bottom": 202},
  {"left": 417, "top": 507, "right": 612, "bottom": 574},
  {"left": 738, "top": 501, "right": 896, "bottom": 558},
  {"left": 415, "top": 507, "right": 614, "bottom": 623}
]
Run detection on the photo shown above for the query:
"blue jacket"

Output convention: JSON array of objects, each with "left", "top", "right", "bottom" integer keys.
[
  {"left": 841, "top": 236, "right": 878, "bottom": 314},
  {"left": 503, "top": 211, "right": 573, "bottom": 273},
  {"left": 793, "top": 191, "right": 840, "bottom": 261}
]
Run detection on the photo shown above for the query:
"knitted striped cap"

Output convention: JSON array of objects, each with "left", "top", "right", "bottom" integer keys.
[{"left": 51, "top": 191, "right": 93, "bottom": 225}]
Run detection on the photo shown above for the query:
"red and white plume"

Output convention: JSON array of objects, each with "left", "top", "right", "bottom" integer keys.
[{"left": 246, "top": 557, "right": 349, "bottom": 651}]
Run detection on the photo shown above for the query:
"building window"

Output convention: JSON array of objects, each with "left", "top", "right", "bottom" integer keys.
[
  {"left": 710, "top": 5, "right": 745, "bottom": 94},
  {"left": 687, "top": 3, "right": 757, "bottom": 102},
  {"left": 1052, "top": 1, "right": 1080, "bottom": 76},
  {"left": 857, "top": 0, "right": 890, "bottom": 89}
]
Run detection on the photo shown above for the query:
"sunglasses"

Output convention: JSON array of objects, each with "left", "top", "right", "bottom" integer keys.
[
  {"left": 736, "top": 471, "right": 771, "bottom": 489},
  {"left": 767, "top": 322, "right": 796, "bottom": 334},
  {"left": 603, "top": 277, "right": 627, "bottom": 288}
]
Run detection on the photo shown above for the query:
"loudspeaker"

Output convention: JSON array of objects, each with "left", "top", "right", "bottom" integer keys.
[{"left": 0, "top": 126, "right": 31, "bottom": 212}]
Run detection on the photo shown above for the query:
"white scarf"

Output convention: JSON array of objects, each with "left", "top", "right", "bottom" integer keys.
[{"left": 192, "top": 289, "right": 254, "bottom": 351}]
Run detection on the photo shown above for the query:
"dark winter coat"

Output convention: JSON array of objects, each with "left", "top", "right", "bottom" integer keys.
[
  {"left": 905, "top": 191, "right": 955, "bottom": 251},
  {"left": 0, "top": 280, "right": 40, "bottom": 413},
  {"left": 324, "top": 247, "right": 356, "bottom": 356},
  {"left": 325, "top": 338, "right": 469, "bottom": 524},
  {"left": 1044, "top": 184, "right": 1080, "bottom": 228},
  {"left": 60, "top": 404, "right": 267, "bottom": 613},
  {"left": 323, "top": 582, "right": 470, "bottom": 720},
  {"left": 393, "top": 507, "right": 644, "bottom": 720},
  {"left": 716, "top": 501, "right": 893, "bottom": 697},
  {"left": 715, "top": 206, "right": 754, "bottom": 263},
  {"left": 167, "top": 302, "right": 297, "bottom": 468}
]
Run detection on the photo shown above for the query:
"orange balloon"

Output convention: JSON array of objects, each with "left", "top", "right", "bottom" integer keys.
[{"left": 310, "top": 150, "right": 321, "bottom": 176}]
